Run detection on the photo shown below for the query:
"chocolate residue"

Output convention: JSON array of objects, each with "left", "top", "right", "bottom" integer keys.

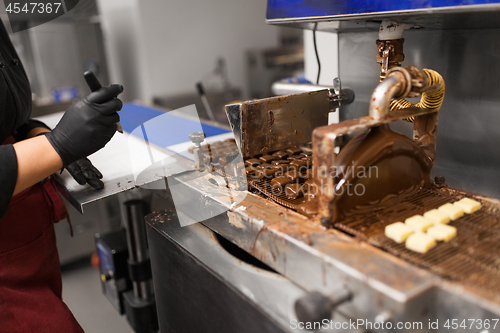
[
  {"left": 245, "top": 125, "right": 432, "bottom": 225},
  {"left": 272, "top": 150, "right": 289, "bottom": 159},
  {"left": 297, "top": 200, "right": 318, "bottom": 217},
  {"left": 260, "top": 155, "right": 278, "bottom": 163},
  {"left": 285, "top": 183, "right": 304, "bottom": 199},
  {"left": 271, "top": 176, "right": 291, "bottom": 194},
  {"left": 330, "top": 124, "right": 432, "bottom": 222}
]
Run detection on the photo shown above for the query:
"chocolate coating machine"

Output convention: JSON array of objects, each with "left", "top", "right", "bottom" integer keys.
[{"left": 146, "top": 2, "right": 500, "bottom": 332}]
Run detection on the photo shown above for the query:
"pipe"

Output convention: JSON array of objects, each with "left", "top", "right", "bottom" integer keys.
[
  {"left": 389, "top": 69, "right": 446, "bottom": 121},
  {"left": 272, "top": 82, "right": 332, "bottom": 95},
  {"left": 124, "top": 200, "right": 154, "bottom": 301},
  {"left": 377, "top": 21, "right": 408, "bottom": 82},
  {"left": 379, "top": 20, "right": 408, "bottom": 40},
  {"left": 368, "top": 73, "right": 406, "bottom": 120}
]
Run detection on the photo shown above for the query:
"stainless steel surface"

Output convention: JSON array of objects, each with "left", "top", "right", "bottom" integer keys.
[
  {"left": 124, "top": 200, "right": 153, "bottom": 301},
  {"left": 124, "top": 201, "right": 149, "bottom": 263},
  {"left": 35, "top": 110, "right": 193, "bottom": 213},
  {"left": 225, "top": 90, "right": 331, "bottom": 158},
  {"left": 147, "top": 209, "right": 365, "bottom": 333},
  {"left": 163, "top": 171, "right": 500, "bottom": 332},
  {"left": 271, "top": 81, "right": 355, "bottom": 111},
  {"left": 271, "top": 82, "right": 333, "bottom": 95},
  {"left": 338, "top": 29, "right": 500, "bottom": 200}
]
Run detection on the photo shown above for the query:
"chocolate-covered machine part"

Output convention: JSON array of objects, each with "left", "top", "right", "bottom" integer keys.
[
  {"left": 154, "top": 8, "right": 500, "bottom": 333},
  {"left": 218, "top": 60, "right": 500, "bottom": 300},
  {"left": 181, "top": 59, "right": 500, "bottom": 322}
]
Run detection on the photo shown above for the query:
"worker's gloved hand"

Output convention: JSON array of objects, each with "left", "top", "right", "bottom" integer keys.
[
  {"left": 66, "top": 158, "right": 104, "bottom": 189},
  {"left": 45, "top": 84, "right": 124, "bottom": 166}
]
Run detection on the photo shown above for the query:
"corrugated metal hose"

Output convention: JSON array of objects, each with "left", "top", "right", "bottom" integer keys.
[{"left": 389, "top": 69, "right": 445, "bottom": 122}]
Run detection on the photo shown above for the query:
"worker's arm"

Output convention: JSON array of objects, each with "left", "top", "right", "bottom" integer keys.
[
  {"left": 27, "top": 126, "right": 50, "bottom": 138},
  {"left": 12, "top": 84, "right": 124, "bottom": 195},
  {"left": 13, "top": 135, "right": 63, "bottom": 195},
  {"left": 25, "top": 126, "right": 105, "bottom": 189}
]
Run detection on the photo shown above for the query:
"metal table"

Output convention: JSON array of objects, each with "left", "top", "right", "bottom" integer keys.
[
  {"left": 147, "top": 170, "right": 500, "bottom": 332},
  {"left": 36, "top": 102, "right": 232, "bottom": 213}
]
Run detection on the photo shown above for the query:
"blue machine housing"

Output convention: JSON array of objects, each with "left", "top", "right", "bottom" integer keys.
[
  {"left": 267, "top": 0, "right": 500, "bottom": 20},
  {"left": 266, "top": 0, "right": 500, "bottom": 31}
]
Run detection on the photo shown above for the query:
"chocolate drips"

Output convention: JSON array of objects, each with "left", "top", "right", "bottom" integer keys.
[{"left": 329, "top": 124, "right": 432, "bottom": 222}]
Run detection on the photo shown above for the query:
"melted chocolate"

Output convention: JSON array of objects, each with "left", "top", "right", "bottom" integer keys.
[
  {"left": 247, "top": 169, "right": 264, "bottom": 180},
  {"left": 285, "top": 170, "right": 301, "bottom": 182},
  {"left": 301, "top": 156, "right": 313, "bottom": 164},
  {"left": 287, "top": 146, "right": 302, "bottom": 155},
  {"left": 260, "top": 155, "right": 278, "bottom": 163},
  {"left": 330, "top": 124, "right": 432, "bottom": 222},
  {"left": 272, "top": 164, "right": 288, "bottom": 176},
  {"left": 261, "top": 166, "right": 276, "bottom": 178},
  {"left": 272, "top": 160, "right": 289, "bottom": 165},
  {"left": 302, "top": 168, "right": 314, "bottom": 180},
  {"left": 303, "top": 180, "right": 318, "bottom": 192},
  {"left": 304, "top": 192, "right": 317, "bottom": 201},
  {"left": 285, "top": 183, "right": 304, "bottom": 199},
  {"left": 289, "top": 160, "right": 308, "bottom": 171},
  {"left": 271, "top": 176, "right": 291, "bottom": 193},
  {"left": 245, "top": 158, "right": 261, "bottom": 167},
  {"left": 297, "top": 200, "right": 318, "bottom": 217},
  {"left": 245, "top": 166, "right": 257, "bottom": 174},
  {"left": 272, "top": 150, "right": 289, "bottom": 159},
  {"left": 257, "top": 163, "right": 272, "bottom": 170}
]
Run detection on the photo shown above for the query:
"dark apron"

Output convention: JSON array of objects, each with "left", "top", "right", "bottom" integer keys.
[{"left": 0, "top": 136, "right": 84, "bottom": 333}]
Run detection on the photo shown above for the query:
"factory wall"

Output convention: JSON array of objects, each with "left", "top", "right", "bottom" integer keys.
[
  {"left": 98, "top": 0, "right": 280, "bottom": 103},
  {"left": 303, "top": 30, "right": 338, "bottom": 86},
  {"left": 303, "top": 29, "right": 339, "bottom": 124},
  {"left": 97, "top": 0, "right": 149, "bottom": 102}
]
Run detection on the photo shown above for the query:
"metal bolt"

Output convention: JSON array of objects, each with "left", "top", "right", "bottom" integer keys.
[
  {"left": 434, "top": 176, "right": 445, "bottom": 185},
  {"left": 189, "top": 132, "right": 206, "bottom": 170},
  {"left": 189, "top": 132, "right": 206, "bottom": 145},
  {"left": 320, "top": 217, "right": 330, "bottom": 227},
  {"left": 295, "top": 287, "right": 352, "bottom": 324}
]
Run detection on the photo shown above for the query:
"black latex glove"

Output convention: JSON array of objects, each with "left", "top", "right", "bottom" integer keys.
[
  {"left": 46, "top": 84, "right": 124, "bottom": 166},
  {"left": 66, "top": 158, "right": 104, "bottom": 189}
]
